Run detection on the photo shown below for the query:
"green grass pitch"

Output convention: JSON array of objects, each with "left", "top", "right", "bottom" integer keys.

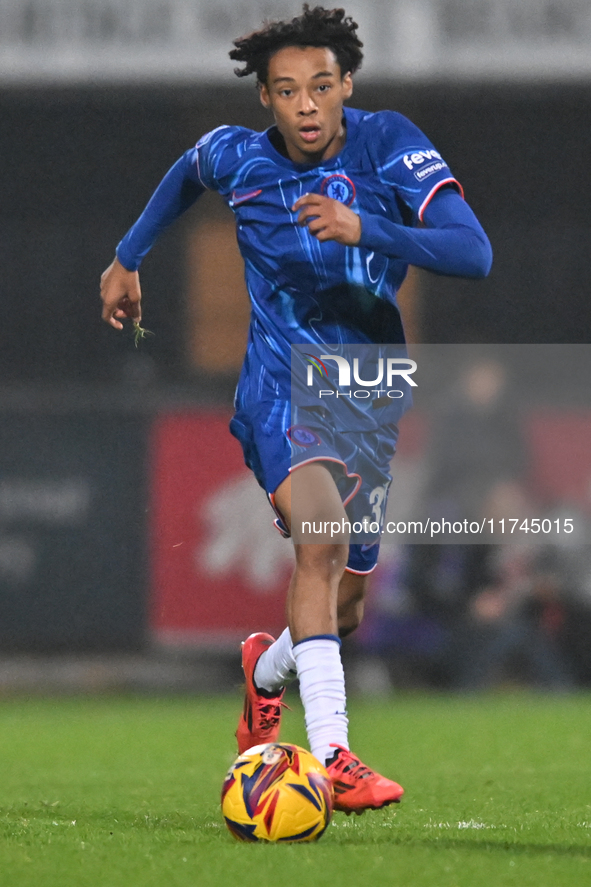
[{"left": 0, "top": 692, "right": 590, "bottom": 886}]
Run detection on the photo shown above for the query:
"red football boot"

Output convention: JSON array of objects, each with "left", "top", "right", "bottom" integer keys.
[
  {"left": 236, "top": 632, "right": 286, "bottom": 754},
  {"left": 325, "top": 745, "right": 404, "bottom": 814}
]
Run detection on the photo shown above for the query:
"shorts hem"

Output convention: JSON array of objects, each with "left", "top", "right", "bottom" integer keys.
[
  {"left": 288, "top": 455, "right": 362, "bottom": 507},
  {"left": 345, "top": 563, "right": 378, "bottom": 576}
]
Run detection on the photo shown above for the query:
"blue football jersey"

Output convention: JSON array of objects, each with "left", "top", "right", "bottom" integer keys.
[
  {"left": 192, "top": 106, "right": 461, "bottom": 410},
  {"left": 114, "top": 105, "right": 484, "bottom": 557}
]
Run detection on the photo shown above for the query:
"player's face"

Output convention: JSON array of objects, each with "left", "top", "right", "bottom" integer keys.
[{"left": 259, "top": 46, "right": 353, "bottom": 165}]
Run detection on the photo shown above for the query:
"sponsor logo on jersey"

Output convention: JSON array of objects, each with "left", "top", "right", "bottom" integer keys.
[
  {"left": 402, "top": 149, "right": 444, "bottom": 170},
  {"left": 320, "top": 174, "right": 356, "bottom": 206},
  {"left": 414, "top": 160, "right": 447, "bottom": 181},
  {"left": 287, "top": 426, "right": 322, "bottom": 447}
]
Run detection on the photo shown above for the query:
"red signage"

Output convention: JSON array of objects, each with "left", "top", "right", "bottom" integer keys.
[{"left": 149, "top": 411, "right": 292, "bottom": 646}]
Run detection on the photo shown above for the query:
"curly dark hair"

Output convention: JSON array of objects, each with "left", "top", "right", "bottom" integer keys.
[{"left": 230, "top": 5, "right": 363, "bottom": 85}]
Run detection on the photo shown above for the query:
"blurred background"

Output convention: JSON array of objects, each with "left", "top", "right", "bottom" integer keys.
[{"left": 1, "top": 0, "right": 590, "bottom": 694}]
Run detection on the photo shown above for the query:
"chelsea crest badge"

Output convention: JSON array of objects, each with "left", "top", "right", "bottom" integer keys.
[{"left": 320, "top": 174, "right": 356, "bottom": 206}]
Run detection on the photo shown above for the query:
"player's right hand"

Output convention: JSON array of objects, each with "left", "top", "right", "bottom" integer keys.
[{"left": 100, "top": 257, "right": 142, "bottom": 330}]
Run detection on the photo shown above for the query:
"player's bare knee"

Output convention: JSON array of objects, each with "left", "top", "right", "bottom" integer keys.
[{"left": 294, "top": 542, "right": 349, "bottom": 582}]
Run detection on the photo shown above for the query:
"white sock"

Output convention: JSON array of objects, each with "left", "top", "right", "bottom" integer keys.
[
  {"left": 293, "top": 635, "right": 349, "bottom": 765},
  {"left": 253, "top": 628, "right": 297, "bottom": 693}
]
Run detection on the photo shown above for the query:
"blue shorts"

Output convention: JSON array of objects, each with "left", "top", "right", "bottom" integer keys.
[{"left": 230, "top": 401, "right": 398, "bottom": 574}]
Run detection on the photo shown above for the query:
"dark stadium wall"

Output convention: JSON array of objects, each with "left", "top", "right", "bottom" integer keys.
[
  {"left": 0, "top": 410, "right": 148, "bottom": 652},
  {"left": 1, "top": 82, "right": 590, "bottom": 386}
]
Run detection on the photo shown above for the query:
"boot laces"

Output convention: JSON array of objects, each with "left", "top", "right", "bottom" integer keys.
[
  {"left": 333, "top": 750, "right": 372, "bottom": 781},
  {"left": 254, "top": 699, "right": 289, "bottom": 733}
]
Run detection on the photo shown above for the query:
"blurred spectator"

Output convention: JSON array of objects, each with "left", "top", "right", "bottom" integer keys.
[
  {"left": 426, "top": 358, "right": 526, "bottom": 522},
  {"left": 457, "top": 545, "right": 574, "bottom": 691},
  {"left": 404, "top": 359, "right": 529, "bottom": 683}
]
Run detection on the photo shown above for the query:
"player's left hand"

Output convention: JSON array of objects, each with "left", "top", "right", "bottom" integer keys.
[{"left": 292, "top": 193, "right": 361, "bottom": 246}]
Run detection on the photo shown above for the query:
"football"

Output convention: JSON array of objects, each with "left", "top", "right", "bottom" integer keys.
[{"left": 221, "top": 743, "right": 333, "bottom": 842}]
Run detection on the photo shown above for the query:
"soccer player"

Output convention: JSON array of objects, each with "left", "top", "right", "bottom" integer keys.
[{"left": 100, "top": 5, "right": 492, "bottom": 814}]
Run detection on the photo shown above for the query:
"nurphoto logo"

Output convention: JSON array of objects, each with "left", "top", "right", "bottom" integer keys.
[{"left": 303, "top": 353, "right": 417, "bottom": 401}]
